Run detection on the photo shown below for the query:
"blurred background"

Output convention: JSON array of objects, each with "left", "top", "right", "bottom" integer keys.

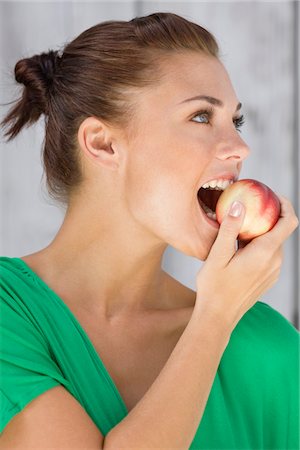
[{"left": 0, "top": 1, "right": 299, "bottom": 329}]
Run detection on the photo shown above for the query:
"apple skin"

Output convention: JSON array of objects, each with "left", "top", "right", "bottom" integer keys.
[{"left": 215, "top": 179, "right": 281, "bottom": 240}]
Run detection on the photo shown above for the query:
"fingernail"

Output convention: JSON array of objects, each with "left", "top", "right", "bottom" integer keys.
[{"left": 229, "top": 201, "right": 243, "bottom": 217}]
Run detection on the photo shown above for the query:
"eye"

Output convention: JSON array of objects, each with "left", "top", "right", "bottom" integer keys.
[
  {"left": 233, "top": 114, "right": 245, "bottom": 133},
  {"left": 191, "top": 108, "right": 246, "bottom": 133},
  {"left": 191, "top": 108, "right": 213, "bottom": 124}
]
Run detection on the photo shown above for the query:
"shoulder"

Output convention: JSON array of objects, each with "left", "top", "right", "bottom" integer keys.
[
  {"left": 0, "top": 256, "right": 34, "bottom": 313},
  {"left": 236, "top": 300, "right": 298, "bottom": 345},
  {"left": 0, "top": 256, "right": 29, "bottom": 284},
  {"left": 1, "top": 256, "right": 25, "bottom": 308},
  {"left": 224, "top": 301, "right": 299, "bottom": 372},
  {"left": 0, "top": 256, "right": 51, "bottom": 350}
]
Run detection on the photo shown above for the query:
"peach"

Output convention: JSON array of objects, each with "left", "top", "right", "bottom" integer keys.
[{"left": 215, "top": 179, "right": 281, "bottom": 240}]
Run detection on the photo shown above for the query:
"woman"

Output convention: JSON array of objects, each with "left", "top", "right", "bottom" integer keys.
[{"left": 0, "top": 12, "right": 299, "bottom": 450}]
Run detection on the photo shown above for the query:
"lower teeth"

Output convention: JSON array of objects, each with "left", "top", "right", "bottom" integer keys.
[{"left": 206, "top": 211, "right": 217, "bottom": 221}]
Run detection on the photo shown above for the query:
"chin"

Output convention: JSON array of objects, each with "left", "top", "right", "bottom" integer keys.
[
  {"left": 174, "top": 242, "right": 211, "bottom": 261},
  {"left": 164, "top": 221, "right": 216, "bottom": 261},
  {"left": 195, "top": 249, "right": 210, "bottom": 261}
]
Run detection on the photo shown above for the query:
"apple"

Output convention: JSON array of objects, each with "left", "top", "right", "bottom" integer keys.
[{"left": 215, "top": 179, "right": 281, "bottom": 240}]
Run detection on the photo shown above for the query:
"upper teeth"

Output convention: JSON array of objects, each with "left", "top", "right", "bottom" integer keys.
[{"left": 201, "top": 179, "right": 234, "bottom": 190}]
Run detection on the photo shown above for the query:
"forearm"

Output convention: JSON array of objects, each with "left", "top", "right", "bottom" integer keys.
[{"left": 103, "top": 307, "right": 232, "bottom": 450}]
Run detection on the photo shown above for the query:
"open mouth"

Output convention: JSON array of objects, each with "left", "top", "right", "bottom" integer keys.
[
  {"left": 197, "top": 179, "right": 234, "bottom": 221},
  {"left": 197, "top": 189, "right": 222, "bottom": 221}
]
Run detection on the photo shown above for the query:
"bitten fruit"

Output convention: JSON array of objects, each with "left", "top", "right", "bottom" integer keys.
[{"left": 215, "top": 179, "right": 281, "bottom": 240}]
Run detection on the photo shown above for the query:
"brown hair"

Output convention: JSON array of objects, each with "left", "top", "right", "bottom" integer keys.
[{"left": 1, "top": 12, "right": 219, "bottom": 206}]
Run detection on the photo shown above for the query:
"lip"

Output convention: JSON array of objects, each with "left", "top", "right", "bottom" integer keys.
[{"left": 198, "top": 172, "right": 239, "bottom": 190}]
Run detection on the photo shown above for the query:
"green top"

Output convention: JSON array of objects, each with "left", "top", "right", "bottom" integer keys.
[{"left": 0, "top": 256, "right": 299, "bottom": 449}]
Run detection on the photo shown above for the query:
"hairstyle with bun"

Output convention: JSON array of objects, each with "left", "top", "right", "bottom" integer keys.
[{"left": 1, "top": 12, "right": 219, "bottom": 206}]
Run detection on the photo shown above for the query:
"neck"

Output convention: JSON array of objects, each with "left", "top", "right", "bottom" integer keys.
[{"left": 36, "top": 206, "right": 172, "bottom": 319}]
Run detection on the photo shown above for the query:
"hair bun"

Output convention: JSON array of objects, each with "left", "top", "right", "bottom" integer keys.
[
  {"left": 15, "top": 50, "right": 60, "bottom": 86},
  {"left": 14, "top": 50, "right": 61, "bottom": 114}
]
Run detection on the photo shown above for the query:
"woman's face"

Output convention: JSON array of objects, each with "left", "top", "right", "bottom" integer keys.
[{"left": 122, "top": 52, "right": 250, "bottom": 260}]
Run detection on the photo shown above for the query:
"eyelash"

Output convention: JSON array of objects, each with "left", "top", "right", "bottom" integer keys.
[{"left": 191, "top": 108, "right": 245, "bottom": 132}]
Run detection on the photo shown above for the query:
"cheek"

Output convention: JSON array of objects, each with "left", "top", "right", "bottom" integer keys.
[
  {"left": 122, "top": 132, "right": 214, "bottom": 244},
  {"left": 172, "top": 125, "right": 215, "bottom": 166},
  {"left": 123, "top": 155, "right": 192, "bottom": 242},
  {"left": 125, "top": 158, "right": 183, "bottom": 227}
]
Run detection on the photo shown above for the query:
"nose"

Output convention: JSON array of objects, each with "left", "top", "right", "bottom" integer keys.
[{"left": 216, "top": 134, "right": 250, "bottom": 161}]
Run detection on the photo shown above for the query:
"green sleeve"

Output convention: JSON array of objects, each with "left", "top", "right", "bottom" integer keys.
[{"left": 0, "top": 268, "right": 71, "bottom": 433}]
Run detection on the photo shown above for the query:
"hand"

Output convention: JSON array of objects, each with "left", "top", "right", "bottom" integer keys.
[{"left": 194, "top": 195, "right": 299, "bottom": 331}]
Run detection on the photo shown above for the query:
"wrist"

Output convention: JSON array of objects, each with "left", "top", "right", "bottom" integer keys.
[{"left": 191, "top": 299, "right": 234, "bottom": 341}]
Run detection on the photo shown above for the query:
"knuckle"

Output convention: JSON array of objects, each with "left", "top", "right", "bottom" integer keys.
[
  {"left": 275, "top": 255, "right": 283, "bottom": 270},
  {"left": 286, "top": 216, "right": 299, "bottom": 235},
  {"left": 292, "top": 215, "right": 299, "bottom": 229},
  {"left": 273, "top": 267, "right": 281, "bottom": 281}
]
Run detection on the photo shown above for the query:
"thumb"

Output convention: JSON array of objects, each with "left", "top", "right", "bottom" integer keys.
[{"left": 208, "top": 201, "right": 246, "bottom": 266}]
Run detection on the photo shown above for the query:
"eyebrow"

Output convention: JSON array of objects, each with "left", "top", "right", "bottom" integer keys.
[{"left": 179, "top": 95, "right": 242, "bottom": 111}]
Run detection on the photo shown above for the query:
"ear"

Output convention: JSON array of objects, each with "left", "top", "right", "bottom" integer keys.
[{"left": 77, "top": 117, "right": 120, "bottom": 170}]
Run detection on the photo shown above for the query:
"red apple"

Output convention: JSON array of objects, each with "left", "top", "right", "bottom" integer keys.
[{"left": 215, "top": 179, "right": 281, "bottom": 240}]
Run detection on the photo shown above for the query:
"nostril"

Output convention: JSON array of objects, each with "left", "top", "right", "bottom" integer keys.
[
  {"left": 218, "top": 143, "right": 250, "bottom": 160},
  {"left": 216, "top": 133, "right": 251, "bottom": 160}
]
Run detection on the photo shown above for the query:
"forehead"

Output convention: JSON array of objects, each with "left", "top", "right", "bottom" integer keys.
[{"left": 144, "top": 52, "right": 238, "bottom": 108}]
